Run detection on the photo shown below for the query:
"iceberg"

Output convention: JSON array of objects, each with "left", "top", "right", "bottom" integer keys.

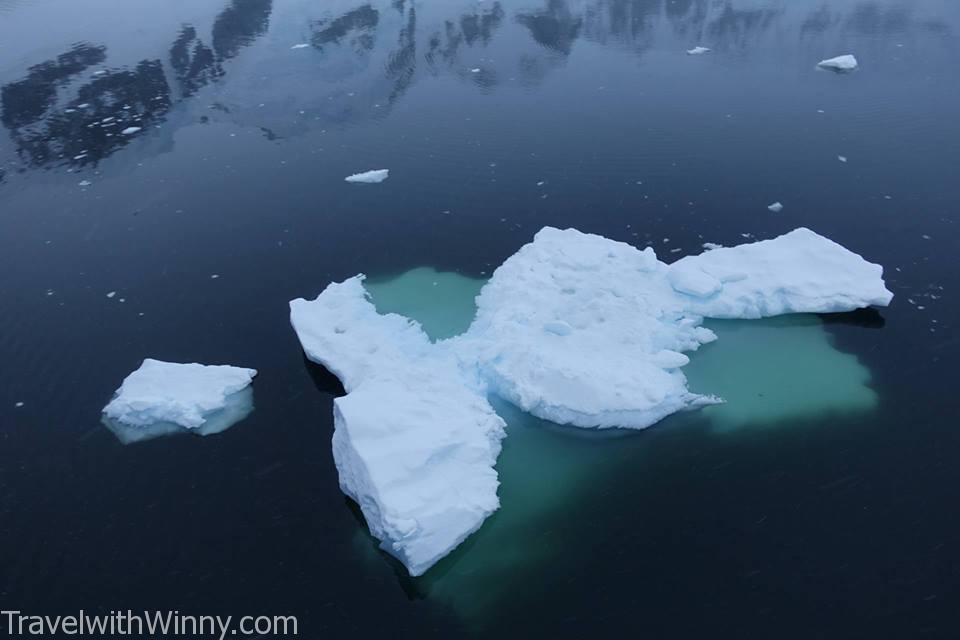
[
  {"left": 344, "top": 169, "right": 389, "bottom": 184},
  {"left": 818, "top": 54, "right": 858, "bottom": 72},
  {"left": 102, "top": 359, "right": 257, "bottom": 443},
  {"left": 290, "top": 226, "right": 892, "bottom": 576}
]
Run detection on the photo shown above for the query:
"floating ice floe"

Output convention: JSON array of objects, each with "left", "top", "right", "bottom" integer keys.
[
  {"left": 290, "top": 226, "right": 892, "bottom": 577},
  {"left": 768, "top": 201, "right": 784, "bottom": 213},
  {"left": 687, "top": 46, "right": 711, "bottom": 55},
  {"left": 290, "top": 279, "right": 505, "bottom": 576},
  {"left": 102, "top": 359, "right": 257, "bottom": 444},
  {"left": 470, "top": 68, "right": 481, "bottom": 73},
  {"left": 818, "top": 54, "right": 858, "bottom": 72},
  {"left": 121, "top": 126, "right": 142, "bottom": 135},
  {"left": 838, "top": 155, "right": 848, "bottom": 163},
  {"left": 344, "top": 169, "right": 389, "bottom": 184},
  {"left": 78, "top": 180, "right": 92, "bottom": 187},
  {"left": 291, "top": 43, "right": 310, "bottom": 49}
]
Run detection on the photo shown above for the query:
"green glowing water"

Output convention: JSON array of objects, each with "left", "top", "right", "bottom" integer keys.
[{"left": 362, "top": 267, "right": 879, "bottom": 620}]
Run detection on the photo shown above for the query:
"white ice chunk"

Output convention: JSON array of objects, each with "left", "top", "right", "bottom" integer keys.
[
  {"left": 687, "top": 46, "right": 711, "bottom": 55},
  {"left": 344, "top": 169, "right": 389, "bottom": 184},
  {"left": 818, "top": 54, "right": 858, "bottom": 71},
  {"left": 768, "top": 201, "right": 784, "bottom": 213},
  {"left": 668, "top": 227, "right": 894, "bottom": 318},
  {"left": 290, "top": 43, "right": 310, "bottom": 49},
  {"left": 102, "top": 359, "right": 257, "bottom": 440},
  {"left": 290, "top": 277, "right": 505, "bottom": 576},
  {"left": 121, "top": 126, "right": 141, "bottom": 135}
]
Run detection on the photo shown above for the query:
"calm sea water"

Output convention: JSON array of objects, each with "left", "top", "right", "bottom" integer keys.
[{"left": 1, "top": 0, "right": 959, "bottom": 637}]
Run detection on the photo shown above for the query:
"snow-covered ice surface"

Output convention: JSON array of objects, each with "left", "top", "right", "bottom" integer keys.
[
  {"left": 668, "top": 228, "right": 893, "bottom": 318},
  {"left": 101, "top": 359, "right": 257, "bottom": 444},
  {"left": 344, "top": 169, "right": 389, "bottom": 184},
  {"left": 818, "top": 54, "right": 858, "bottom": 71},
  {"left": 291, "top": 226, "right": 892, "bottom": 577}
]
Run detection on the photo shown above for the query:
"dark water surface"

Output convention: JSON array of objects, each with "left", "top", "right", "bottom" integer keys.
[{"left": 2, "top": 0, "right": 959, "bottom": 637}]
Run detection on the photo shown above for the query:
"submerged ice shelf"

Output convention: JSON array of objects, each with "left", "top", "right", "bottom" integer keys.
[
  {"left": 102, "top": 359, "right": 257, "bottom": 444},
  {"left": 290, "top": 227, "right": 892, "bottom": 577},
  {"left": 360, "top": 269, "right": 880, "bottom": 619}
]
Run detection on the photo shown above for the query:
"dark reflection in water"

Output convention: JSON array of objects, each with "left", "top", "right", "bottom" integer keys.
[
  {"left": 170, "top": 26, "right": 222, "bottom": 98},
  {"left": 0, "top": 0, "right": 273, "bottom": 173},
  {"left": 311, "top": 4, "right": 379, "bottom": 52},
  {"left": 212, "top": 0, "right": 273, "bottom": 60},
  {"left": 1, "top": 43, "right": 106, "bottom": 129},
  {"left": 517, "top": 0, "right": 582, "bottom": 55},
  {"left": 4, "top": 57, "right": 170, "bottom": 170},
  {"left": 425, "top": 3, "right": 504, "bottom": 69}
]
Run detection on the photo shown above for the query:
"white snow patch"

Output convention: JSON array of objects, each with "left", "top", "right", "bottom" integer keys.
[{"left": 345, "top": 169, "right": 389, "bottom": 184}]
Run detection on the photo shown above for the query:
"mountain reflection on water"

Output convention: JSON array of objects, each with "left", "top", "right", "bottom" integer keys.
[{"left": 1, "top": 0, "right": 953, "bottom": 178}]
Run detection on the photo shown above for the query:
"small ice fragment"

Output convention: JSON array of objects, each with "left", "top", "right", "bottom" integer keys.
[
  {"left": 102, "top": 359, "right": 257, "bottom": 443},
  {"left": 702, "top": 242, "right": 724, "bottom": 250},
  {"left": 15, "top": 402, "right": 24, "bottom": 408},
  {"left": 536, "top": 181, "right": 545, "bottom": 186},
  {"left": 211, "top": 274, "right": 220, "bottom": 279},
  {"left": 291, "top": 43, "right": 310, "bottom": 49},
  {"left": 838, "top": 155, "right": 847, "bottom": 163},
  {"left": 106, "top": 291, "right": 117, "bottom": 298},
  {"left": 687, "top": 46, "right": 710, "bottom": 55},
  {"left": 768, "top": 202, "right": 784, "bottom": 213},
  {"left": 121, "top": 126, "right": 142, "bottom": 135},
  {"left": 77, "top": 103, "right": 90, "bottom": 109},
  {"left": 817, "top": 54, "right": 858, "bottom": 72},
  {"left": 470, "top": 68, "right": 481, "bottom": 73},
  {"left": 78, "top": 180, "right": 92, "bottom": 187},
  {"left": 345, "top": 169, "right": 389, "bottom": 184}
]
